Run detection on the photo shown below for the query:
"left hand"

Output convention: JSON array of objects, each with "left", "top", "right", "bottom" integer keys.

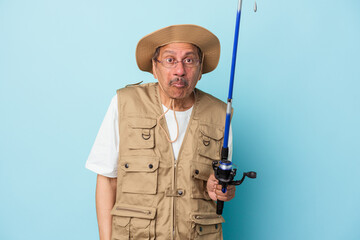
[{"left": 206, "top": 173, "right": 236, "bottom": 201}]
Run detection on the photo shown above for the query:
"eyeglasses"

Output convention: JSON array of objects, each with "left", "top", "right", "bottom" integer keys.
[{"left": 155, "top": 57, "right": 201, "bottom": 68}]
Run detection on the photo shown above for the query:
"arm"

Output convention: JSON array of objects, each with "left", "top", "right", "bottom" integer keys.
[
  {"left": 96, "top": 174, "right": 117, "bottom": 240},
  {"left": 206, "top": 173, "right": 236, "bottom": 201}
]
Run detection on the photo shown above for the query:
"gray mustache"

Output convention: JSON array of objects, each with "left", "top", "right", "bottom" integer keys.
[{"left": 169, "top": 78, "right": 189, "bottom": 87}]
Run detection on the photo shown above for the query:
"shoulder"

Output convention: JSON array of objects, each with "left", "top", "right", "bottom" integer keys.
[
  {"left": 193, "top": 88, "right": 227, "bottom": 126},
  {"left": 116, "top": 82, "right": 160, "bottom": 117},
  {"left": 117, "top": 82, "right": 157, "bottom": 97},
  {"left": 196, "top": 88, "right": 226, "bottom": 110}
]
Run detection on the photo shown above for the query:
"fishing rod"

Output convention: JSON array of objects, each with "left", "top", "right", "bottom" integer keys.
[{"left": 212, "top": 0, "right": 257, "bottom": 215}]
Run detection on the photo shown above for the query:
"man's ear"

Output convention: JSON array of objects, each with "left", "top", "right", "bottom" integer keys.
[
  {"left": 152, "top": 60, "right": 158, "bottom": 79},
  {"left": 198, "top": 59, "right": 203, "bottom": 81},
  {"left": 198, "top": 54, "right": 205, "bottom": 81},
  {"left": 198, "top": 73, "right": 202, "bottom": 81}
]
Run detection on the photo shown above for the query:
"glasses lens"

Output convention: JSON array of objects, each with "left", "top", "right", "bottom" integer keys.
[
  {"left": 183, "top": 58, "right": 199, "bottom": 68},
  {"left": 159, "top": 58, "right": 199, "bottom": 68}
]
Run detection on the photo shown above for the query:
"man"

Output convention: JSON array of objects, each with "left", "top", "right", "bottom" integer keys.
[{"left": 86, "top": 24, "right": 235, "bottom": 240}]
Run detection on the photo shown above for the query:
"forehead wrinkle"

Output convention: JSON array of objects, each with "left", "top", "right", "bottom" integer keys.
[{"left": 161, "top": 50, "right": 197, "bottom": 57}]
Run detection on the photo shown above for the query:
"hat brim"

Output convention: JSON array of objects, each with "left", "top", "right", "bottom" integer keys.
[{"left": 136, "top": 24, "right": 220, "bottom": 74}]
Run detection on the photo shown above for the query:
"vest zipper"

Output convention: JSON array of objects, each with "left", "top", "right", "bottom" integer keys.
[{"left": 115, "top": 207, "right": 151, "bottom": 215}]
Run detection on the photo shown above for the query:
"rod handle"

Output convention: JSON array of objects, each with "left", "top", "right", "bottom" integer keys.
[{"left": 216, "top": 200, "right": 224, "bottom": 215}]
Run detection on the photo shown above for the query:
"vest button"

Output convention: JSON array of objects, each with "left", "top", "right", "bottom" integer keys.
[
  {"left": 149, "top": 164, "right": 153, "bottom": 169},
  {"left": 177, "top": 190, "right": 183, "bottom": 196},
  {"left": 125, "top": 163, "right": 129, "bottom": 168},
  {"left": 215, "top": 224, "right": 218, "bottom": 229},
  {"left": 195, "top": 169, "right": 199, "bottom": 175},
  {"left": 199, "top": 226, "right": 203, "bottom": 232}
]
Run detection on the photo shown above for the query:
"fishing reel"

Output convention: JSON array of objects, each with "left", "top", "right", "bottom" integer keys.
[{"left": 212, "top": 152, "right": 256, "bottom": 215}]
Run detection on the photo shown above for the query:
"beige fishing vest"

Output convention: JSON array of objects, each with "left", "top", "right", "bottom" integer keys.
[{"left": 111, "top": 82, "right": 227, "bottom": 240}]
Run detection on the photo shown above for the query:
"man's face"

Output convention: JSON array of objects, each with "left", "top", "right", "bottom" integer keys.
[{"left": 152, "top": 42, "right": 202, "bottom": 101}]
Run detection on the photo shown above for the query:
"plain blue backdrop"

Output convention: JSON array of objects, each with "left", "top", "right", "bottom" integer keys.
[{"left": 1, "top": 0, "right": 359, "bottom": 239}]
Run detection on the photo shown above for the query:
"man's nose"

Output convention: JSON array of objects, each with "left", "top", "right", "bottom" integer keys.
[{"left": 174, "top": 61, "right": 186, "bottom": 76}]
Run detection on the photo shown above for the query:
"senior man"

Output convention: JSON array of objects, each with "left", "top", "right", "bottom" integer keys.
[{"left": 86, "top": 24, "right": 235, "bottom": 240}]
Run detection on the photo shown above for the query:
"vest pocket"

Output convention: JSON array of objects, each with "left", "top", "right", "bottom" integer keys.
[
  {"left": 127, "top": 117, "right": 157, "bottom": 149},
  {"left": 120, "top": 156, "right": 159, "bottom": 194},
  {"left": 198, "top": 123, "right": 224, "bottom": 160},
  {"left": 190, "top": 212, "right": 225, "bottom": 240},
  {"left": 111, "top": 203, "right": 156, "bottom": 240},
  {"left": 191, "top": 162, "right": 213, "bottom": 200},
  {"left": 112, "top": 215, "right": 130, "bottom": 239}
]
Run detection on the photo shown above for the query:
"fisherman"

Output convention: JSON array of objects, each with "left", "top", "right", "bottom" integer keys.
[{"left": 86, "top": 24, "right": 236, "bottom": 240}]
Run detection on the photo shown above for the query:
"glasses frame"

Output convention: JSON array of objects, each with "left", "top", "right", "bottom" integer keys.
[{"left": 155, "top": 58, "right": 201, "bottom": 69}]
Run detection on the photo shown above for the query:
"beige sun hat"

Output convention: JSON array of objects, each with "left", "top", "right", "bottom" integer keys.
[{"left": 136, "top": 24, "right": 220, "bottom": 74}]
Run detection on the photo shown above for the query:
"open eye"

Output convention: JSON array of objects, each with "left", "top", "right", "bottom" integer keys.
[
  {"left": 165, "top": 58, "right": 175, "bottom": 64},
  {"left": 183, "top": 58, "right": 194, "bottom": 64}
]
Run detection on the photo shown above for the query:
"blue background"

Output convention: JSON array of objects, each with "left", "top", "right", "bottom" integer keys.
[{"left": 1, "top": 0, "right": 359, "bottom": 239}]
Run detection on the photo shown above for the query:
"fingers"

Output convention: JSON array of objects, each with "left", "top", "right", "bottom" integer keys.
[
  {"left": 208, "top": 173, "right": 219, "bottom": 185},
  {"left": 206, "top": 174, "right": 219, "bottom": 201},
  {"left": 214, "top": 185, "right": 236, "bottom": 202},
  {"left": 206, "top": 174, "right": 236, "bottom": 201},
  {"left": 215, "top": 184, "right": 235, "bottom": 191}
]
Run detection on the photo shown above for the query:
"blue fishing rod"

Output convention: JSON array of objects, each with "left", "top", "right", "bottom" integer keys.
[{"left": 212, "top": 0, "right": 257, "bottom": 215}]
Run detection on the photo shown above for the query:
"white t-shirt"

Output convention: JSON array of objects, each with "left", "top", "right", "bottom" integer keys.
[{"left": 86, "top": 95, "right": 232, "bottom": 178}]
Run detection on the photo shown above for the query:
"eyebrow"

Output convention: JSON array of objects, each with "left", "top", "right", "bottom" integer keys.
[{"left": 162, "top": 50, "right": 197, "bottom": 56}]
